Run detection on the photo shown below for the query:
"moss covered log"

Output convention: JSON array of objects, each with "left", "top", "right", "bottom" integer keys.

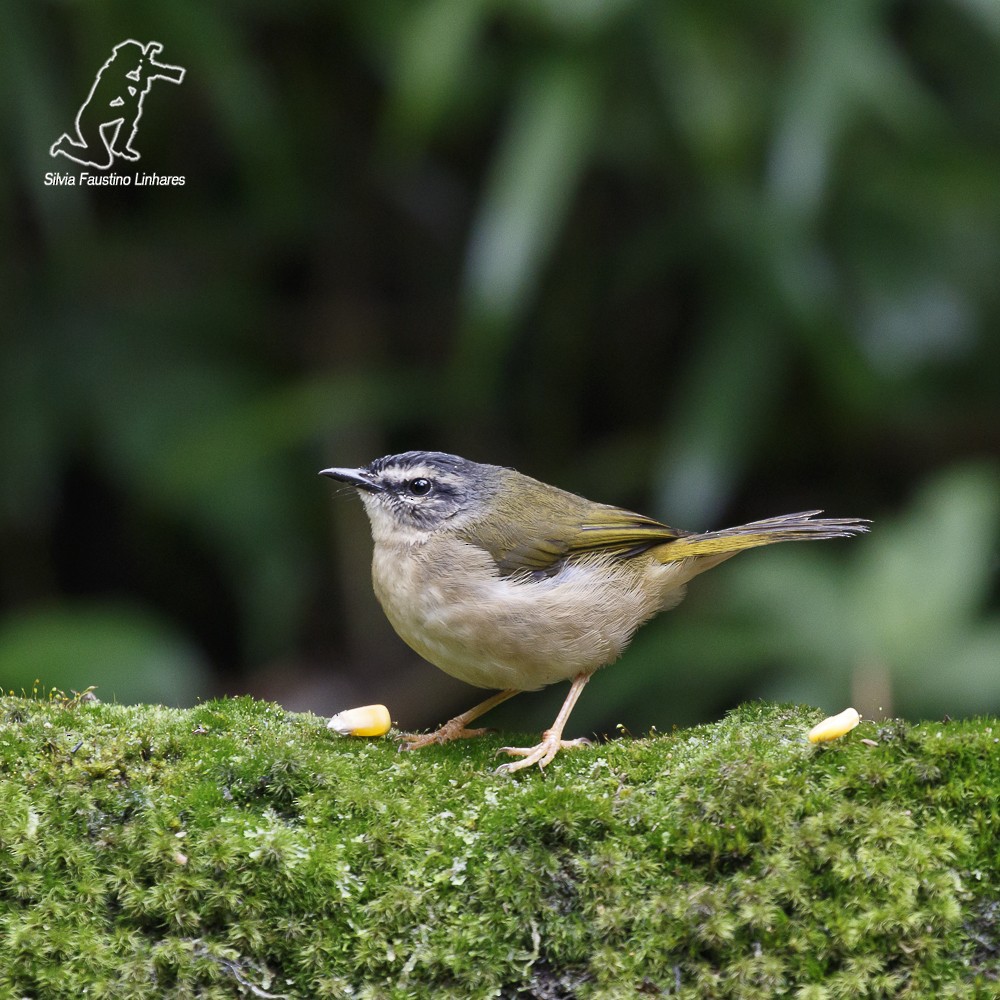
[{"left": 1, "top": 695, "right": 998, "bottom": 998}]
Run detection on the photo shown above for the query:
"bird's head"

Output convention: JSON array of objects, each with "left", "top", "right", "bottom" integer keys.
[{"left": 320, "top": 451, "right": 504, "bottom": 544}]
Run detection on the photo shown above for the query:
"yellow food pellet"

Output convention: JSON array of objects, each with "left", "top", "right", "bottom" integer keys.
[
  {"left": 807, "top": 707, "right": 861, "bottom": 743},
  {"left": 327, "top": 704, "right": 392, "bottom": 737}
]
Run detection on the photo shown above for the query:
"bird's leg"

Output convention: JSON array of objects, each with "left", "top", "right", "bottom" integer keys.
[
  {"left": 397, "top": 688, "right": 520, "bottom": 751},
  {"left": 496, "top": 673, "right": 593, "bottom": 774}
]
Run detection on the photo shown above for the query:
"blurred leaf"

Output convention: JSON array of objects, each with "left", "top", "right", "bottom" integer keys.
[
  {"left": 717, "top": 463, "right": 1000, "bottom": 716},
  {"left": 0, "top": 603, "right": 206, "bottom": 706},
  {"left": 384, "top": 0, "right": 490, "bottom": 144},
  {"left": 653, "top": 315, "right": 786, "bottom": 525},
  {"left": 508, "top": 0, "right": 636, "bottom": 36},
  {"left": 851, "top": 463, "right": 1000, "bottom": 665},
  {"left": 456, "top": 53, "right": 599, "bottom": 392},
  {"left": 932, "top": 623, "right": 1000, "bottom": 714},
  {"left": 766, "top": 2, "right": 934, "bottom": 215},
  {"left": 955, "top": 0, "right": 1000, "bottom": 36},
  {"left": 646, "top": 6, "right": 769, "bottom": 172}
]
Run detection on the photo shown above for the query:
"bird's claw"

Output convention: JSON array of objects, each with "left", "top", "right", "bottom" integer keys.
[
  {"left": 395, "top": 725, "right": 493, "bottom": 752},
  {"left": 495, "top": 735, "right": 593, "bottom": 774}
]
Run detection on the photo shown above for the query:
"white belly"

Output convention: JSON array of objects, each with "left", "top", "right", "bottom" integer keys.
[{"left": 371, "top": 539, "right": 689, "bottom": 691}]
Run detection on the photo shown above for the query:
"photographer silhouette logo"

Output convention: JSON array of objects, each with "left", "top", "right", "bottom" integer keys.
[{"left": 50, "top": 40, "right": 185, "bottom": 170}]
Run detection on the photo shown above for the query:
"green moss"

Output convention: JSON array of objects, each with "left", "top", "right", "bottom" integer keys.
[{"left": 0, "top": 696, "right": 998, "bottom": 997}]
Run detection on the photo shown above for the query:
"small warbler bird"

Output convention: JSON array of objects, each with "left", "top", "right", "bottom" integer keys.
[{"left": 322, "top": 451, "right": 868, "bottom": 773}]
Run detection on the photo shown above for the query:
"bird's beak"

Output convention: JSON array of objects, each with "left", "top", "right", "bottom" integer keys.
[{"left": 319, "top": 467, "right": 384, "bottom": 493}]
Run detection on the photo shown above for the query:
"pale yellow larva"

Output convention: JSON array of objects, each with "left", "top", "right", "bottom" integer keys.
[
  {"left": 807, "top": 707, "right": 861, "bottom": 743},
  {"left": 327, "top": 704, "right": 392, "bottom": 737}
]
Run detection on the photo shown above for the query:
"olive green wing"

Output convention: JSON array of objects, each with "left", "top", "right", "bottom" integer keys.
[
  {"left": 467, "top": 503, "right": 690, "bottom": 578},
  {"left": 462, "top": 492, "right": 869, "bottom": 577}
]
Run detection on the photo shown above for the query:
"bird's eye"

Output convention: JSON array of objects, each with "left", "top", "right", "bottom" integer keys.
[{"left": 407, "top": 478, "right": 432, "bottom": 497}]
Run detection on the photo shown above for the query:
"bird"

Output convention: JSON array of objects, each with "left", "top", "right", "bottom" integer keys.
[{"left": 321, "top": 451, "right": 868, "bottom": 773}]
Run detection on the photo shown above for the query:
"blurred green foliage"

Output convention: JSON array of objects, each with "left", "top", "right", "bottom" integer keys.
[
  {"left": 0, "top": 604, "right": 204, "bottom": 705},
  {"left": 2, "top": 1, "right": 998, "bottom": 726}
]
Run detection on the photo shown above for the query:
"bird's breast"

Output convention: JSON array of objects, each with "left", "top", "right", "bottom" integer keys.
[{"left": 369, "top": 539, "right": 677, "bottom": 691}]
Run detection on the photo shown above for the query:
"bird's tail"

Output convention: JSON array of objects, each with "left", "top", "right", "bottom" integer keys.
[{"left": 654, "top": 511, "right": 869, "bottom": 562}]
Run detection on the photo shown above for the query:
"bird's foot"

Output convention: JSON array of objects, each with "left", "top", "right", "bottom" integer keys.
[
  {"left": 396, "top": 723, "right": 492, "bottom": 751},
  {"left": 495, "top": 731, "right": 592, "bottom": 774}
]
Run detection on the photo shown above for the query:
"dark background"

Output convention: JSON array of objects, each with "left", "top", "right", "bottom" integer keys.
[{"left": 3, "top": 0, "right": 999, "bottom": 737}]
